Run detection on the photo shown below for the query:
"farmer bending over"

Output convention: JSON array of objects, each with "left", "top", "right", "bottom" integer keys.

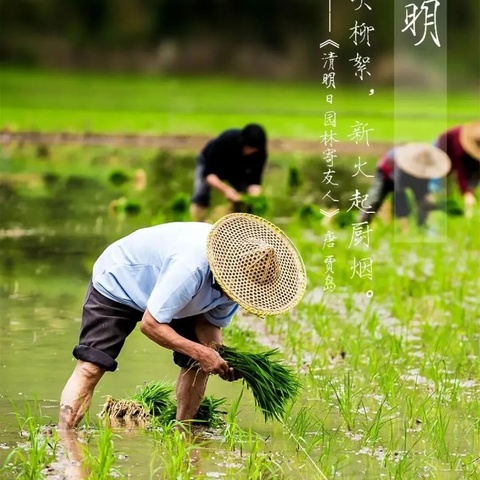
[
  {"left": 359, "top": 143, "right": 451, "bottom": 233},
  {"left": 58, "top": 213, "right": 306, "bottom": 429},
  {"left": 432, "top": 122, "right": 480, "bottom": 218},
  {"left": 190, "top": 124, "right": 268, "bottom": 222}
]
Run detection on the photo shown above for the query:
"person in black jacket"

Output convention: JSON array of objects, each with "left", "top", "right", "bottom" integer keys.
[{"left": 190, "top": 124, "right": 268, "bottom": 221}]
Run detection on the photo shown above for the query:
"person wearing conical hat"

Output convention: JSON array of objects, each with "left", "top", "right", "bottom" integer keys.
[
  {"left": 58, "top": 214, "right": 306, "bottom": 430},
  {"left": 359, "top": 143, "right": 451, "bottom": 233},
  {"left": 190, "top": 124, "right": 268, "bottom": 222},
  {"left": 434, "top": 122, "right": 480, "bottom": 218}
]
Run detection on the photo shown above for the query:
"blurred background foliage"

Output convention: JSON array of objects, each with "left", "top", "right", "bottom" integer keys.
[
  {"left": 0, "top": 144, "right": 378, "bottom": 230},
  {"left": 0, "top": 0, "right": 478, "bottom": 85}
]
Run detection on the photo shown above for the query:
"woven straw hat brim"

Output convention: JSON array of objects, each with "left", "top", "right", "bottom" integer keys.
[
  {"left": 207, "top": 213, "right": 307, "bottom": 317},
  {"left": 395, "top": 143, "right": 451, "bottom": 179},
  {"left": 459, "top": 122, "right": 480, "bottom": 161}
]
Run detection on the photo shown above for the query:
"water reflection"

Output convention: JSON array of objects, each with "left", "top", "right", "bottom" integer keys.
[
  {"left": 0, "top": 176, "right": 299, "bottom": 478},
  {"left": 57, "top": 430, "right": 88, "bottom": 480},
  {"left": 0, "top": 224, "right": 255, "bottom": 477}
]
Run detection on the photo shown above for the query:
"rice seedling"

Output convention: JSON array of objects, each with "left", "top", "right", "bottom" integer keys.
[
  {"left": 162, "top": 395, "right": 227, "bottom": 430},
  {"left": 281, "top": 408, "right": 329, "bottom": 480},
  {"left": 454, "top": 454, "right": 480, "bottom": 478},
  {"left": 243, "top": 436, "right": 283, "bottom": 480},
  {"left": 424, "top": 406, "right": 451, "bottom": 462},
  {"left": 100, "top": 396, "right": 152, "bottom": 426},
  {"left": 218, "top": 345, "right": 301, "bottom": 422},
  {"left": 328, "top": 371, "right": 362, "bottom": 431},
  {"left": 100, "top": 381, "right": 226, "bottom": 429},
  {"left": 223, "top": 388, "right": 255, "bottom": 452},
  {"left": 189, "top": 396, "right": 227, "bottom": 428},
  {"left": 233, "top": 194, "right": 269, "bottom": 216},
  {"left": 361, "top": 398, "right": 394, "bottom": 447},
  {"left": 131, "top": 381, "right": 174, "bottom": 419},
  {"left": 149, "top": 422, "right": 200, "bottom": 480},
  {"left": 2, "top": 402, "right": 58, "bottom": 480},
  {"left": 82, "top": 423, "right": 122, "bottom": 479}
]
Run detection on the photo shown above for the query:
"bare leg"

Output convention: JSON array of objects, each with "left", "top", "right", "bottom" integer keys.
[
  {"left": 175, "top": 317, "right": 223, "bottom": 421},
  {"left": 195, "top": 317, "right": 223, "bottom": 346},
  {"left": 175, "top": 367, "right": 209, "bottom": 421},
  {"left": 189, "top": 203, "right": 208, "bottom": 222},
  {"left": 59, "top": 360, "right": 105, "bottom": 430},
  {"left": 398, "top": 217, "right": 410, "bottom": 234}
]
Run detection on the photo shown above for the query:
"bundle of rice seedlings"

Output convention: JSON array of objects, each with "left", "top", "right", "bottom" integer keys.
[
  {"left": 233, "top": 194, "right": 268, "bottom": 216},
  {"left": 100, "top": 381, "right": 226, "bottom": 428},
  {"left": 100, "top": 382, "right": 174, "bottom": 425},
  {"left": 100, "top": 396, "right": 151, "bottom": 424},
  {"left": 131, "top": 381, "right": 174, "bottom": 418},
  {"left": 163, "top": 395, "right": 227, "bottom": 428},
  {"left": 217, "top": 345, "right": 301, "bottom": 421}
]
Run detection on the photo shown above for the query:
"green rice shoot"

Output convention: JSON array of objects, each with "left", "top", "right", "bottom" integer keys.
[
  {"left": 131, "top": 381, "right": 173, "bottom": 418},
  {"left": 165, "top": 396, "right": 227, "bottom": 428},
  {"left": 218, "top": 345, "right": 301, "bottom": 421}
]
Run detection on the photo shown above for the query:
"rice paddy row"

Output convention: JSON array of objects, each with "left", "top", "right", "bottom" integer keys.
[{"left": 1, "top": 142, "right": 478, "bottom": 479}]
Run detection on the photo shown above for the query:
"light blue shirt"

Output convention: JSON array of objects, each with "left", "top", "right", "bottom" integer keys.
[{"left": 92, "top": 222, "right": 238, "bottom": 328}]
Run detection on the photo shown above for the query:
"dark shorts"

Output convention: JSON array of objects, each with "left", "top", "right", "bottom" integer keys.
[
  {"left": 191, "top": 156, "right": 211, "bottom": 207},
  {"left": 73, "top": 282, "right": 199, "bottom": 372},
  {"left": 362, "top": 168, "right": 430, "bottom": 225},
  {"left": 190, "top": 154, "right": 248, "bottom": 208}
]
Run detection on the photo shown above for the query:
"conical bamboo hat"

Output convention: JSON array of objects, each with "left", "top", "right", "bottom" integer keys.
[{"left": 207, "top": 213, "right": 307, "bottom": 317}]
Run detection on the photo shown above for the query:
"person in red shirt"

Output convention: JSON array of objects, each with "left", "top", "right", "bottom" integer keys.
[
  {"left": 359, "top": 143, "right": 451, "bottom": 233},
  {"left": 435, "top": 122, "right": 480, "bottom": 218}
]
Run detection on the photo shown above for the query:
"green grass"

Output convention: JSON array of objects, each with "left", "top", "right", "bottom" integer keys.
[{"left": 1, "top": 68, "right": 478, "bottom": 142}]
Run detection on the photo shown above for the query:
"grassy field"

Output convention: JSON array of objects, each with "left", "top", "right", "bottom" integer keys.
[{"left": 0, "top": 68, "right": 478, "bottom": 142}]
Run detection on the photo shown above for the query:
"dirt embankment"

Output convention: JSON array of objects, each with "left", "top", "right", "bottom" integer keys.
[{"left": 0, "top": 131, "right": 392, "bottom": 156}]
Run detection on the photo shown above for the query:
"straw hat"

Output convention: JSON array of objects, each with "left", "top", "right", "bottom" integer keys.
[
  {"left": 207, "top": 213, "right": 307, "bottom": 317},
  {"left": 395, "top": 143, "right": 451, "bottom": 179},
  {"left": 459, "top": 122, "right": 480, "bottom": 161}
]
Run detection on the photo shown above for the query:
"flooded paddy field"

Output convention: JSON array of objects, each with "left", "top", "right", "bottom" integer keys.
[{"left": 0, "top": 144, "right": 479, "bottom": 479}]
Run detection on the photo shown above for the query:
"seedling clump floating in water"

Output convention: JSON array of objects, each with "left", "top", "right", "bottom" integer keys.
[{"left": 100, "top": 381, "right": 226, "bottom": 428}]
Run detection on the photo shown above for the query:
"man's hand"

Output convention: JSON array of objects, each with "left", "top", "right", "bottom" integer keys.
[
  {"left": 140, "top": 311, "right": 241, "bottom": 381},
  {"left": 206, "top": 174, "right": 241, "bottom": 203},
  {"left": 246, "top": 184, "right": 262, "bottom": 196},
  {"left": 198, "top": 346, "right": 230, "bottom": 376},
  {"left": 224, "top": 187, "right": 241, "bottom": 203},
  {"left": 197, "top": 347, "right": 243, "bottom": 381},
  {"left": 423, "top": 193, "right": 436, "bottom": 208}
]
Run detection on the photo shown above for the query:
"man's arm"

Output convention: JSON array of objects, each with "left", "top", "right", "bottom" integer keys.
[
  {"left": 140, "top": 309, "right": 230, "bottom": 376},
  {"left": 206, "top": 174, "right": 241, "bottom": 202},
  {"left": 144, "top": 264, "right": 231, "bottom": 377}
]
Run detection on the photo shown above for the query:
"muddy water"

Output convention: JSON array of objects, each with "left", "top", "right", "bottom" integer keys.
[{"left": 0, "top": 208, "right": 309, "bottom": 478}]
